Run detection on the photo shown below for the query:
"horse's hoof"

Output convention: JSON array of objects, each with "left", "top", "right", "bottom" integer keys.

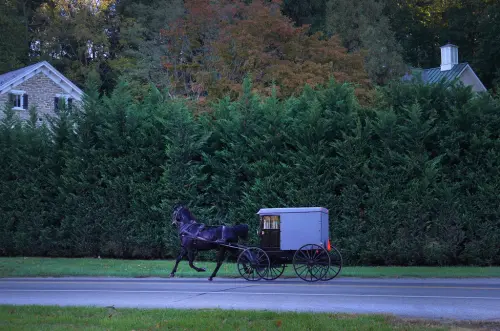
[
  {"left": 198, "top": 268, "right": 206, "bottom": 272},
  {"left": 169, "top": 273, "right": 175, "bottom": 278},
  {"left": 208, "top": 277, "right": 213, "bottom": 281}
]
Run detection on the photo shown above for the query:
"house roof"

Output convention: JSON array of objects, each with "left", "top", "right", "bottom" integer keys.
[
  {"left": 0, "top": 61, "right": 84, "bottom": 100},
  {"left": 0, "top": 63, "right": 42, "bottom": 87},
  {"left": 421, "top": 62, "right": 469, "bottom": 84},
  {"left": 402, "top": 63, "right": 469, "bottom": 84},
  {"left": 440, "top": 43, "right": 458, "bottom": 49},
  {"left": 403, "top": 62, "right": 469, "bottom": 84}
]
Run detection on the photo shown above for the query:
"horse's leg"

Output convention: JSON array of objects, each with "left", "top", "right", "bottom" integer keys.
[
  {"left": 169, "top": 246, "right": 187, "bottom": 278},
  {"left": 187, "top": 249, "right": 206, "bottom": 272},
  {"left": 208, "top": 246, "right": 226, "bottom": 281}
]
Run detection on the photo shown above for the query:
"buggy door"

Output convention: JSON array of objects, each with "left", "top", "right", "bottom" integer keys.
[{"left": 259, "top": 215, "right": 280, "bottom": 249}]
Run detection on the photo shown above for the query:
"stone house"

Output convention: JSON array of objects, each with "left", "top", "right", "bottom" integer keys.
[
  {"left": 0, "top": 61, "right": 84, "bottom": 123},
  {"left": 402, "top": 43, "right": 487, "bottom": 92}
]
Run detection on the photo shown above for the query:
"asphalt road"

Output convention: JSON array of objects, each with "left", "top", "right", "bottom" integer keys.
[{"left": 1, "top": 277, "right": 500, "bottom": 321}]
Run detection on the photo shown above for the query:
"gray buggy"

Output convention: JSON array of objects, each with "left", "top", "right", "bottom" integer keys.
[{"left": 236, "top": 207, "right": 343, "bottom": 282}]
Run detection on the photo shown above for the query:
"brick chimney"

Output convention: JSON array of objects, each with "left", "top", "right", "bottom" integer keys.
[{"left": 440, "top": 43, "right": 458, "bottom": 71}]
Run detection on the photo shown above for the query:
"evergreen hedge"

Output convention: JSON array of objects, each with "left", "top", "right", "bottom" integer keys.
[{"left": 1, "top": 78, "right": 499, "bottom": 266}]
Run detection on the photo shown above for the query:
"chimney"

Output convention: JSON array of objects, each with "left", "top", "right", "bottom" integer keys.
[{"left": 440, "top": 43, "right": 458, "bottom": 71}]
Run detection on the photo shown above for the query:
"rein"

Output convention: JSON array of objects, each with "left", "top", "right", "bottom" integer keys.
[{"left": 178, "top": 222, "right": 198, "bottom": 236}]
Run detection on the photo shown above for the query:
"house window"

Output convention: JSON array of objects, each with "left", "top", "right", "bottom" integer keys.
[
  {"left": 9, "top": 90, "right": 28, "bottom": 110},
  {"left": 54, "top": 94, "right": 73, "bottom": 112}
]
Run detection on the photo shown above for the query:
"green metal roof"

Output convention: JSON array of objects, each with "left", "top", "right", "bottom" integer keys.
[
  {"left": 402, "top": 63, "right": 469, "bottom": 85},
  {"left": 421, "top": 63, "right": 469, "bottom": 84}
]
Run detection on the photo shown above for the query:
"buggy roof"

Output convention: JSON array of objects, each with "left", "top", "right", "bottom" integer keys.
[{"left": 257, "top": 207, "right": 328, "bottom": 215}]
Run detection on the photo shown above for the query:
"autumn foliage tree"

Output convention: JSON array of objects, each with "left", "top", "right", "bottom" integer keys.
[{"left": 159, "top": 0, "right": 372, "bottom": 104}]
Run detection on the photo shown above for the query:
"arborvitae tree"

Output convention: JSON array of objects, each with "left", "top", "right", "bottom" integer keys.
[
  {"left": 158, "top": 87, "right": 212, "bottom": 255},
  {"left": 94, "top": 83, "right": 154, "bottom": 258},
  {"left": 199, "top": 78, "right": 363, "bottom": 244},
  {"left": 198, "top": 79, "right": 265, "bottom": 216},
  {"left": 57, "top": 82, "right": 175, "bottom": 258},
  {"left": 274, "top": 80, "right": 360, "bottom": 206},
  {"left": 160, "top": 97, "right": 208, "bottom": 209},
  {"left": 0, "top": 104, "right": 23, "bottom": 255},
  {"left": 0, "top": 104, "right": 56, "bottom": 256},
  {"left": 438, "top": 92, "right": 500, "bottom": 265},
  {"left": 196, "top": 78, "right": 290, "bottom": 237},
  {"left": 363, "top": 80, "right": 500, "bottom": 265},
  {"left": 1, "top": 75, "right": 499, "bottom": 266}
]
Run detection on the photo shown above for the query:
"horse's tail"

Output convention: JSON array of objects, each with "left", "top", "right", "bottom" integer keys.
[{"left": 232, "top": 224, "right": 249, "bottom": 241}]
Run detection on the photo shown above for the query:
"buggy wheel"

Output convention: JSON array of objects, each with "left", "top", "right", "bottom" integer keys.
[
  {"left": 237, "top": 247, "right": 270, "bottom": 281},
  {"left": 320, "top": 245, "right": 343, "bottom": 281},
  {"left": 262, "top": 263, "right": 285, "bottom": 281},
  {"left": 293, "top": 244, "right": 330, "bottom": 282}
]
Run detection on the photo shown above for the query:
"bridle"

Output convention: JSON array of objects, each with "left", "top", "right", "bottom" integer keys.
[
  {"left": 172, "top": 206, "right": 182, "bottom": 225},
  {"left": 172, "top": 206, "right": 199, "bottom": 236}
]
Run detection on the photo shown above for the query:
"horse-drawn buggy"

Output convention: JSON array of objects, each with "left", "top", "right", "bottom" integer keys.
[{"left": 170, "top": 205, "right": 342, "bottom": 282}]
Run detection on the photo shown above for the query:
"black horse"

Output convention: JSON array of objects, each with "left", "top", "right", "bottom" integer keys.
[{"left": 169, "top": 204, "right": 249, "bottom": 281}]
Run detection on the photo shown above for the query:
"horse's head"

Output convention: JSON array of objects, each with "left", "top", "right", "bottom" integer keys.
[{"left": 171, "top": 204, "right": 196, "bottom": 227}]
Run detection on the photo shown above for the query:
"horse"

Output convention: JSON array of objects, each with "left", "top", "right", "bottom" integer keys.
[{"left": 169, "top": 204, "right": 249, "bottom": 281}]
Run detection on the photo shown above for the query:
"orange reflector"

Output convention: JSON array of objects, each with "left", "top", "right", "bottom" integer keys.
[{"left": 327, "top": 239, "right": 331, "bottom": 251}]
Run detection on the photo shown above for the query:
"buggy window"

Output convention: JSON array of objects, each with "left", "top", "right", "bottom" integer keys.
[{"left": 262, "top": 215, "right": 280, "bottom": 229}]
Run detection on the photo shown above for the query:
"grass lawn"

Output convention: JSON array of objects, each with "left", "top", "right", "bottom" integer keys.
[
  {"left": 1, "top": 257, "right": 499, "bottom": 279},
  {"left": 0, "top": 305, "right": 461, "bottom": 331}
]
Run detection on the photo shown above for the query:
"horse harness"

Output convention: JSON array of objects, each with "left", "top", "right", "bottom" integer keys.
[{"left": 178, "top": 220, "right": 227, "bottom": 243}]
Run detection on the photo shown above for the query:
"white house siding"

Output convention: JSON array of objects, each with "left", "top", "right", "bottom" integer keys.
[
  {"left": 0, "top": 72, "right": 72, "bottom": 122},
  {"left": 460, "top": 67, "right": 487, "bottom": 92}
]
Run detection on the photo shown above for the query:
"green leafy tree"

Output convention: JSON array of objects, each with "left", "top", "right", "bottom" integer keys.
[
  {"left": 115, "top": 0, "right": 185, "bottom": 99},
  {"left": 281, "top": 0, "right": 327, "bottom": 32},
  {"left": 0, "top": 1, "right": 27, "bottom": 72},
  {"left": 32, "top": 0, "right": 122, "bottom": 91},
  {"left": 325, "top": 0, "right": 407, "bottom": 85}
]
